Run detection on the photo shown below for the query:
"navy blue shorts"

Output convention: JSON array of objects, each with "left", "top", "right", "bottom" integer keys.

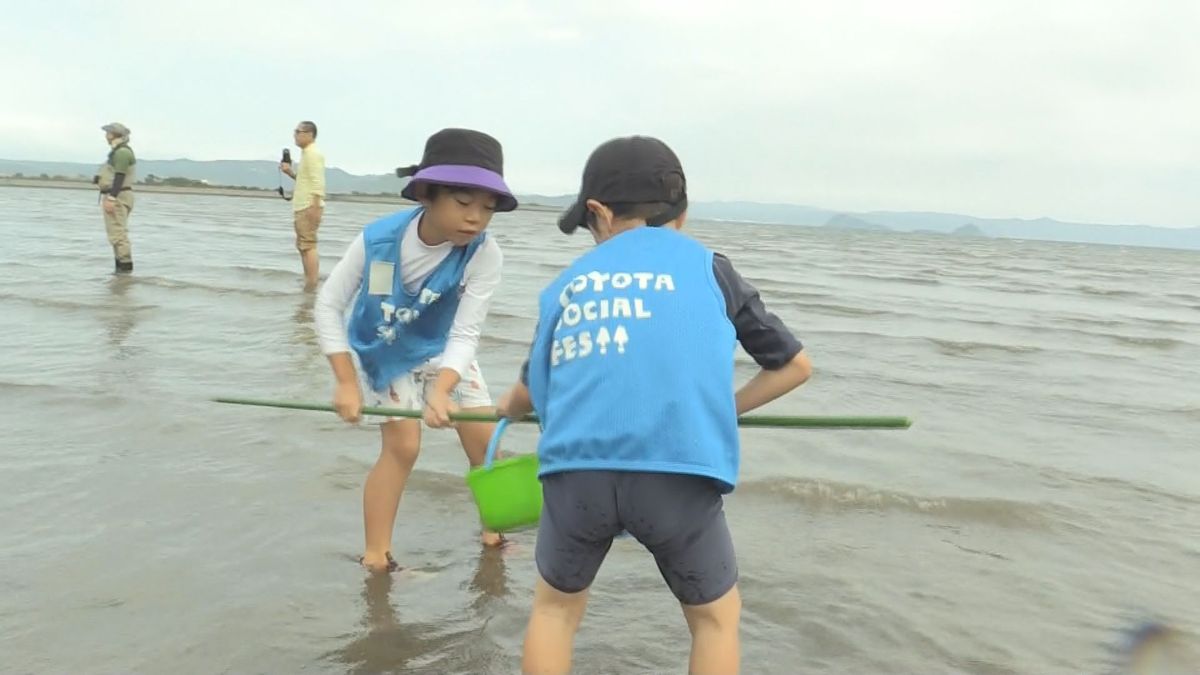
[{"left": 534, "top": 470, "right": 738, "bottom": 606}]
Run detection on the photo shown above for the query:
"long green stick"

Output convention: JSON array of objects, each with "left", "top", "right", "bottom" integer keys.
[{"left": 211, "top": 397, "right": 912, "bottom": 429}]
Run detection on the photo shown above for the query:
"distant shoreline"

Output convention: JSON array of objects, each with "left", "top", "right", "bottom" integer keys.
[
  {"left": 0, "top": 177, "right": 563, "bottom": 212},
  {"left": 5, "top": 176, "right": 1197, "bottom": 252}
]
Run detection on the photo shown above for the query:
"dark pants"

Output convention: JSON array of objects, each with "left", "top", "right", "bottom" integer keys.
[{"left": 535, "top": 470, "right": 738, "bottom": 606}]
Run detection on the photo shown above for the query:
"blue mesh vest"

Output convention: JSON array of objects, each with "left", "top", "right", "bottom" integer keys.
[
  {"left": 526, "top": 226, "right": 741, "bottom": 492},
  {"left": 347, "top": 208, "right": 485, "bottom": 392}
]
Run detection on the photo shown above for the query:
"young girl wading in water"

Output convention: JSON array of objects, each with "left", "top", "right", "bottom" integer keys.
[{"left": 313, "top": 128, "right": 516, "bottom": 572}]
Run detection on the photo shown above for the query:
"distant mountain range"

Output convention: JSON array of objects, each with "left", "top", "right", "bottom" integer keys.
[
  {"left": 3, "top": 157, "right": 1197, "bottom": 251},
  {"left": 0, "top": 157, "right": 405, "bottom": 196}
]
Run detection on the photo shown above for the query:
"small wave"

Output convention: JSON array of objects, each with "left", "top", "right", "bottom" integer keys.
[
  {"left": 1034, "top": 466, "right": 1200, "bottom": 508},
  {"left": 927, "top": 338, "right": 1043, "bottom": 357},
  {"left": 982, "top": 264, "right": 1057, "bottom": 275},
  {"left": 0, "top": 381, "right": 126, "bottom": 408},
  {"left": 738, "top": 477, "right": 1054, "bottom": 529},
  {"left": 502, "top": 257, "right": 574, "bottom": 273},
  {"left": 479, "top": 309, "right": 531, "bottom": 322},
  {"left": 807, "top": 328, "right": 1177, "bottom": 362},
  {"left": 0, "top": 292, "right": 158, "bottom": 313},
  {"left": 132, "top": 276, "right": 294, "bottom": 299},
  {"left": 0, "top": 381, "right": 59, "bottom": 393},
  {"left": 749, "top": 287, "right": 835, "bottom": 303},
  {"left": 933, "top": 269, "right": 1005, "bottom": 281},
  {"left": 991, "top": 286, "right": 1050, "bottom": 295},
  {"left": 1075, "top": 285, "right": 1141, "bottom": 298},
  {"left": 1047, "top": 315, "right": 1125, "bottom": 330},
  {"left": 1132, "top": 316, "right": 1200, "bottom": 330},
  {"left": 835, "top": 272, "right": 942, "bottom": 286},
  {"left": 951, "top": 317, "right": 1011, "bottom": 330},
  {"left": 1005, "top": 323, "right": 1193, "bottom": 353},
  {"left": 1109, "top": 334, "right": 1186, "bottom": 350},
  {"left": 787, "top": 302, "right": 892, "bottom": 318},
  {"left": 479, "top": 333, "right": 534, "bottom": 348},
  {"left": 1043, "top": 394, "right": 1198, "bottom": 419},
  {"left": 228, "top": 265, "right": 303, "bottom": 282}
]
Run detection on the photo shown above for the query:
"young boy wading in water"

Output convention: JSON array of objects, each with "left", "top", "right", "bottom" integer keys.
[
  {"left": 314, "top": 128, "right": 516, "bottom": 573},
  {"left": 497, "top": 136, "right": 813, "bottom": 674}
]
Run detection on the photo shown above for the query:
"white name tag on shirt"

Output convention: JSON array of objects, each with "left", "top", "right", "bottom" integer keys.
[{"left": 367, "top": 261, "right": 394, "bottom": 295}]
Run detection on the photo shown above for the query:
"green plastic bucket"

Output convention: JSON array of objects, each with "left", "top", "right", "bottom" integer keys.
[{"left": 465, "top": 417, "right": 543, "bottom": 532}]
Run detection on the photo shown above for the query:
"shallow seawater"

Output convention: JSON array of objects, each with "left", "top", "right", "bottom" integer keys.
[{"left": 1, "top": 186, "right": 1198, "bottom": 673}]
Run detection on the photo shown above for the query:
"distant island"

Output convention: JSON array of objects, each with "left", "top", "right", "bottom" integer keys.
[
  {"left": 951, "top": 224, "right": 988, "bottom": 237},
  {"left": 824, "top": 214, "right": 890, "bottom": 231},
  {"left": 2, "top": 156, "right": 1197, "bottom": 251},
  {"left": 910, "top": 223, "right": 988, "bottom": 238}
]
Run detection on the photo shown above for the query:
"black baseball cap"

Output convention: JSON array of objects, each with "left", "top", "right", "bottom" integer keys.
[{"left": 557, "top": 135, "right": 688, "bottom": 234}]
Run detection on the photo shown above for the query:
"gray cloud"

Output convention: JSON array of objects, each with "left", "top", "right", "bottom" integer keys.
[{"left": 1, "top": 0, "right": 1195, "bottom": 226}]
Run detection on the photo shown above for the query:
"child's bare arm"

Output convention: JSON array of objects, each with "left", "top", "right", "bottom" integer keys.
[
  {"left": 735, "top": 350, "right": 812, "bottom": 414},
  {"left": 497, "top": 380, "right": 533, "bottom": 419},
  {"left": 497, "top": 353, "right": 534, "bottom": 419}
]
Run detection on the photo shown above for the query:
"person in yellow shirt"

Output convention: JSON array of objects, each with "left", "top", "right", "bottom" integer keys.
[{"left": 280, "top": 120, "right": 325, "bottom": 291}]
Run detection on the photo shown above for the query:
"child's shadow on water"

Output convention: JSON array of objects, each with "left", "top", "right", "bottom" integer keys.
[
  {"left": 324, "top": 549, "right": 513, "bottom": 674},
  {"left": 323, "top": 573, "right": 462, "bottom": 674},
  {"left": 467, "top": 544, "right": 512, "bottom": 612}
]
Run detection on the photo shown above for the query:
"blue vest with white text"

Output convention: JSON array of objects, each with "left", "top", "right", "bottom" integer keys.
[
  {"left": 348, "top": 208, "right": 485, "bottom": 392},
  {"left": 526, "top": 227, "right": 741, "bottom": 492}
]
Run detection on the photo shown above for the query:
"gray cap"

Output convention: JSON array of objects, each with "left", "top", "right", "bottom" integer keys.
[{"left": 101, "top": 122, "right": 130, "bottom": 136}]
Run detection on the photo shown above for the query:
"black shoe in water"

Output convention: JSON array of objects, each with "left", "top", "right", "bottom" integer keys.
[{"left": 115, "top": 260, "right": 133, "bottom": 274}]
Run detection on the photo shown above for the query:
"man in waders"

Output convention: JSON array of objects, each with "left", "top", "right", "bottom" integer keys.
[{"left": 96, "top": 122, "right": 137, "bottom": 273}]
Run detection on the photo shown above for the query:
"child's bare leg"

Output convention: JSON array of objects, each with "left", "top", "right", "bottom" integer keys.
[
  {"left": 521, "top": 576, "right": 589, "bottom": 675},
  {"left": 680, "top": 584, "right": 742, "bottom": 675},
  {"left": 362, "top": 419, "right": 421, "bottom": 571},
  {"left": 455, "top": 406, "right": 504, "bottom": 547}
]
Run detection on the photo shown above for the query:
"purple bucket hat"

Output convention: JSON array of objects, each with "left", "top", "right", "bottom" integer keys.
[{"left": 397, "top": 128, "right": 518, "bottom": 212}]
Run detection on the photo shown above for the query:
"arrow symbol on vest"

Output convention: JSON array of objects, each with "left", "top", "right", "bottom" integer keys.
[
  {"left": 596, "top": 326, "right": 611, "bottom": 355},
  {"left": 613, "top": 325, "right": 629, "bottom": 354}
]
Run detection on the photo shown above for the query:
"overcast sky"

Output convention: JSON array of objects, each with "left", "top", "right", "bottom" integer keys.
[{"left": 2, "top": 0, "right": 1196, "bottom": 227}]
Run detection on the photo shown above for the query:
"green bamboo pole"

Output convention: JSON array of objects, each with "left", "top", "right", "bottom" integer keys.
[{"left": 211, "top": 397, "right": 912, "bottom": 430}]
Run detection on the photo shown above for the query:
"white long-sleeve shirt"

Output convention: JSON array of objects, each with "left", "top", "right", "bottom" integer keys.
[{"left": 314, "top": 217, "right": 503, "bottom": 379}]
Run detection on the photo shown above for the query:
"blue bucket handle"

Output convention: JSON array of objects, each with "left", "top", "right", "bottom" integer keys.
[{"left": 483, "top": 416, "right": 511, "bottom": 470}]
